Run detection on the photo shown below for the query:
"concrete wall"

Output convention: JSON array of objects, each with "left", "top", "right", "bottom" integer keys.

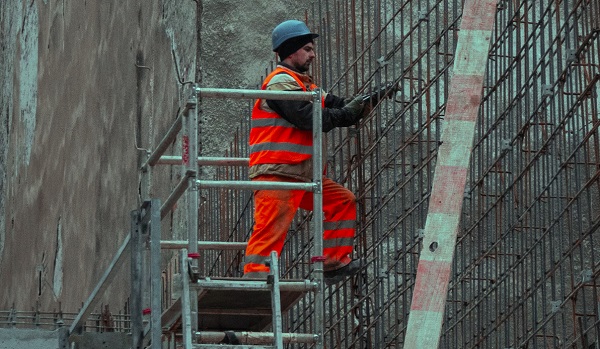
[
  {"left": 0, "top": 0, "right": 310, "bottom": 313},
  {"left": 0, "top": 328, "right": 60, "bottom": 349}
]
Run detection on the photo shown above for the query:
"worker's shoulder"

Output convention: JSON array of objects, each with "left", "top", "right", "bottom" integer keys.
[{"left": 266, "top": 73, "right": 300, "bottom": 91}]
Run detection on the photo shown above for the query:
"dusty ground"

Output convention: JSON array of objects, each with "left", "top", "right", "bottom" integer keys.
[{"left": 0, "top": 0, "right": 310, "bottom": 313}]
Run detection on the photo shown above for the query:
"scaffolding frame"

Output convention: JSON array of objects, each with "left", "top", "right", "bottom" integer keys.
[
  {"left": 64, "top": 86, "right": 329, "bottom": 348},
  {"left": 141, "top": 86, "right": 327, "bottom": 348}
]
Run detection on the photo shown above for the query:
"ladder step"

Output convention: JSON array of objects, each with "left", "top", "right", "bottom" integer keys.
[
  {"left": 193, "top": 278, "right": 312, "bottom": 331},
  {"left": 160, "top": 240, "right": 247, "bottom": 250},
  {"left": 157, "top": 155, "right": 249, "bottom": 167},
  {"left": 193, "top": 279, "right": 317, "bottom": 292},
  {"left": 196, "top": 331, "right": 317, "bottom": 345},
  {"left": 196, "top": 180, "right": 315, "bottom": 191},
  {"left": 193, "top": 345, "right": 275, "bottom": 349}
]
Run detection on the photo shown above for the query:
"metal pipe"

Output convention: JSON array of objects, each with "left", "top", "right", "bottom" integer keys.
[
  {"left": 196, "top": 180, "right": 315, "bottom": 191},
  {"left": 142, "top": 112, "right": 184, "bottom": 170},
  {"left": 180, "top": 250, "right": 193, "bottom": 348},
  {"left": 160, "top": 170, "right": 192, "bottom": 219},
  {"left": 149, "top": 199, "right": 162, "bottom": 348},
  {"left": 195, "top": 331, "right": 318, "bottom": 344},
  {"left": 192, "top": 279, "right": 318, "bottom": 292},
  {"left": 185, "top": 92, "right": 200, "bottom": 338},
  {"left": 311, "top": 88, "right": 325, "bottom": 349},
  {"left": 130, "top": 212, "right": 143, "bottom": 349},
  {"left": 156, "top": 155, "right": 249, "bottom": 166},
  {"left": 160, "top": 240, "right": 247, "bottom": 250},
  {"left": 196, "top": 87, "right": 314, "bottom": 101},
  {"left": 269, "top": 250, "right": 284, "bottom": 348},
  {"left": 69, "top": 233, "right": 131, "bottom": 336}
]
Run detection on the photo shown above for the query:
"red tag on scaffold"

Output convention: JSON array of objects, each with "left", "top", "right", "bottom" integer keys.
[
  {"left": 182, "top": 136, "right": 190, "bottom": 165},
  {"left": 311, "top": 256, "right": 327, "bottom": 263},
  {"left": 188, "top": 253, "right": 201, "bottom": 259},
  {"left": 142, "top": 308, "right": 151, "bottom": 315}
]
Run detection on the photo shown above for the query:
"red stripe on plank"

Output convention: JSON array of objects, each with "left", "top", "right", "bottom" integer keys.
[
  {"left": 461, "top": 0, "right": 498, "bottom": 30},
  {"left": 411, "top": 260, "right": 452, "bottom": 312},
  {"left": 446, "top": 75, "right": 484, "bottom": 122}
]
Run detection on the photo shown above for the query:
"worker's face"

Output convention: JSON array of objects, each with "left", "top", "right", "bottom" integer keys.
[{"left": 288, "top": 42, "right": 316, "bottom": 72}]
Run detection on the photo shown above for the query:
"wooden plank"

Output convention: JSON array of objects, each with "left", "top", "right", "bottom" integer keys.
[{"left": 403, "top": 0, "right": 499, "bottom": 347}]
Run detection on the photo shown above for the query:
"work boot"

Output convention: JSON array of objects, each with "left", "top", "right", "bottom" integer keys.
[{"left": 323, "top": 259, "right": 362, "bottom": 285}]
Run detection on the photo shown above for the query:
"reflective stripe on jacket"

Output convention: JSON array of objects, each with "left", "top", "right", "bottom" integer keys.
[{"left": 249, "top": 67, "right": 323, "bottom": 166}]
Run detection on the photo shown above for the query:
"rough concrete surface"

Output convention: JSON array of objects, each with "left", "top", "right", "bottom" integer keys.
[
  {"left": 0, "top": 328, "right": 59, "bottom": 349},
  {"left": 0, "top": 0, "right": 311, "bottom": 316}
]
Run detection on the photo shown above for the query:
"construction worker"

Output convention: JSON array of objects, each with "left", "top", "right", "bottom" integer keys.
[{"left": 244, "top": 20, "right": 368, "bottom": 284}]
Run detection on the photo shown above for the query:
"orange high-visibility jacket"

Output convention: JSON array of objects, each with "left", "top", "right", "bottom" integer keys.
[{"left": 249, "top": 67, "right": 323, "bottom": 166}]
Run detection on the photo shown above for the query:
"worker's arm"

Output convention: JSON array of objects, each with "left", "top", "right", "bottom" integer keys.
[
  {"left": 265, "top": 74, "right": 364, "bottom": 132},
  {"left": 266, "top": 94, "right": 362, "bottom": 132},
  {"left": 324, "top": 93, "right": 347, "bottom": 108}
]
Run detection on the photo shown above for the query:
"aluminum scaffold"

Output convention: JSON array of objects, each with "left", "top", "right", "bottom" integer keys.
[
  {"left": 61, "top": 86, "right": 328, "bottom": 349},
  {"left": 130, "top": 86, "right": 329, "bottom": 348}
]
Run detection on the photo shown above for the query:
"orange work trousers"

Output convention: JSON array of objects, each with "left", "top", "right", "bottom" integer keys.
[{"left": 243, "top": 174, "right": 356, "bottom": 278}]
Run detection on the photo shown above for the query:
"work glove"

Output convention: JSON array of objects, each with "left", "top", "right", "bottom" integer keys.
[
  {"left": 343, "top": 95, "right": 367, "bottom": 121},
  {"left": 362, "top": 81, "right": 400, "bottom": 106}
]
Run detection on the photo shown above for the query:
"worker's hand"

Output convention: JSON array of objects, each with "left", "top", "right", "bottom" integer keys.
[
  {"left": 343, "top": 95, "right": 366, "bottom": 121},
  {"left": 363, "top": 82, "right": 399, "bottom": 106},
  {"left": 362, "top": 102, "right": 373, "bottom": 117}
]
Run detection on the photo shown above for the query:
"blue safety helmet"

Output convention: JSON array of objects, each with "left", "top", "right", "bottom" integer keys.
[{"left": 272, "top": 20, "right": 319, "bottom": 52}]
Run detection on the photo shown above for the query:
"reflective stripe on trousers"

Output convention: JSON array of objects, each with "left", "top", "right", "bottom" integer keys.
[{"left": 244, "top": 174, "right": 356, "bottom": 275}]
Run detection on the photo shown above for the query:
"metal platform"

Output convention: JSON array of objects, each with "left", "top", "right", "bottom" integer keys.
[
  {"left": 162, "top": 278, "right": 312, "bottom": 333},
  {"left": 198, "top": 278, "right": 312, "bottom": 331}
]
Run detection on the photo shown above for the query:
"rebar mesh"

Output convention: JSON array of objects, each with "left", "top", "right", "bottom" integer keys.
[{"left": 197, "top": 0, "right": 599, "bottom": 347}]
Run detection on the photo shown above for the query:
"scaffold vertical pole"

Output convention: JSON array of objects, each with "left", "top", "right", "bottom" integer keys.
[
  {"left": 269, "top": 250, "right": 284, "bottom": 348},
  {"left": 150, "top": 198, "right": 162, "bottom": 348},
  {"left": 180, "top": 249, "right": 193, "bottom": 348},
  {"left": 183, "top": 88, "right": 199, "bottom": 337},
  {"left": 311, "top": 88, "right": 325, "bottom": 349},
  {"left": 131, "top": 209, "right": 143, "bottom": 349}
]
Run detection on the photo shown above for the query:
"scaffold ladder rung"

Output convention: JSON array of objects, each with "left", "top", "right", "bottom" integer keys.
[
  {"left": 145, "top": 87, "right": 325, "bottom": 349},
  {"left": 195, "top": 331, "right": 318, "bottom": 345},
  {"left": 180, "top": 250, "right": 317, "bottom": 349},
  {"left": 192, "top": 279, "right": 317, "bottom": 292},
  {"left": 160, "top": 240, "right": 247, "bottom": 250},
  {"left": 192, "top": 345, "right": 276, "bottom": 349}
]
